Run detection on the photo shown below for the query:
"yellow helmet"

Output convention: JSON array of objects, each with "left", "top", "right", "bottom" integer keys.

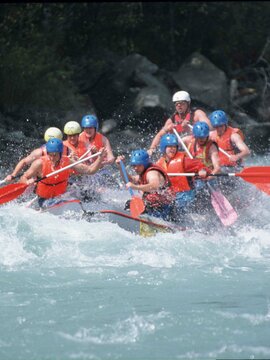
[
  {"left": 64, "top": 121, "right": 82, "bottom": 135},
  {"left": 44, "top": 127, "right": 63, "bottom": 142}
]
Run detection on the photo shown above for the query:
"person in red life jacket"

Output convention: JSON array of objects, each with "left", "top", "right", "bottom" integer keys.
[
  {"left": 148, "top": 91, "right": 211, "bottom": 156},
  {"left": 115, "top": 149, "right": 175, "bottom": 221},
  {"left": 4, "top": 127, "right": 63, "bottom": 183},
  {"left": 209, "top": 110, "right": 250, "bottom": 169},
  {"left": 19, "top": 138, "right": 106, "bottom": 208},
  {"left": 155, "top": 134, "right": 211, "bottom": 221},
  {"left": 79, "top": 114, "right": 115, "bottom": 165}
]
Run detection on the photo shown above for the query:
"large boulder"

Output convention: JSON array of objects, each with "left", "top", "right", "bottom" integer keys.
[
  {"left": 112, "top": 53, "right": 159, "bottom": 94},
  {"left": 173, "top": 52, "right": 230, "bottom": 111}
]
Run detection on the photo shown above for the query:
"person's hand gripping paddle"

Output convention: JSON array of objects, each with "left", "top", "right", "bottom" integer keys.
[{"left": 119, "top": 160, "right": 145, "bottom": 217}]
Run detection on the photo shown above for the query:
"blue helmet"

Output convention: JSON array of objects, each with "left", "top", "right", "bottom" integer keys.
[
  {"left": 193, "top": 121, "right": 210, "bottom": 138},
  {"left": 130, "top": 149, "right": 151, "bottom": 168},
  {"left": 46, "top": 138, "right": 63, "bottom": 153},
  {"left": 81, "top": 114, "right": 99, "bottom": 131},
  {"left": 209, "top": 110, "right": 228, "bottom": 127},
  {"left": 160, "top": 134, "right": 179, "bottom": 153}
]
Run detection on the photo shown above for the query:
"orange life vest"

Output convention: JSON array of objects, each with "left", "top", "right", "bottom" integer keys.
[
  {"left": 210, "top": 126, "right": 244, "bottom": 166},
  {"left": 139, "top": 164, "right": 175, "bottom": 208},
  {"left": 62, "top": 140, "right": 88, "bottom": 175},
  {"left": 188, "top": 137, "right": 217, "bottom": 169},
  {"left": 79, "top": 131, "right": 104, "bottom": 149},
  {"left": 63, "top": 139, "right": 88, "bottom": 159},
  {"left": 156, "top": 152, "right": 191, "bottom": 192},
  {"left": 35, "top": 155, "right": 72, "bottom": 199}
]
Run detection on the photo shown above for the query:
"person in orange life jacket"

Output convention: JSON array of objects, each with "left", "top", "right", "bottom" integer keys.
[
  {"left": 155, "top": 133, "right": 211, "bottom": 219},
  {"left": 182, "top": 121, "right": 220, "bottom": 192},
  {"left": 62, "top": 120, "right": 101, "bottom": 202},
  {"left": 115, "top": 150, "right": 175, "bottom": 221},
  {"left": 4, "top": 127, "right": 63, "bottom": 183},
  {"left": 209, "top": 110, "right": 250, "bottom": 170},
  {"left": 148, "top": 91, "right": 211, "bottom": 156},
  {"left": 19, "top": 138, "right": 107, "bottom": 208},
  {"left": 209, "top": 110, "right": 251, "bottom": 202},
  {"left": 62, "top": 121, "right": 88, "bottom": 161},
  {"left": 79, "top": 114, "right": 115, "bottom": 165}
]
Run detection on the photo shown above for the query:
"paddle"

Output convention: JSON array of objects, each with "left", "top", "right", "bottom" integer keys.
[
  {"left": 119, "top": 160, "right": 145, "bottom": 217},
  {"left": 172, "top": 128, "right": 238, "bottom": 226},
  {"left": 0, "top": 151, "right": 102, "bottom": 205},
  {"left": 0, "top": 174, "right": 20, "bottom": 186},
  {"left": 168, "top": 166, "right": 270, "bottom": 195}
]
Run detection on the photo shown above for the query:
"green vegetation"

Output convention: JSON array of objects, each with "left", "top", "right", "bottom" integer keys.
[{"left": 0, "top": 2, "right": 269, "bottom": 115}]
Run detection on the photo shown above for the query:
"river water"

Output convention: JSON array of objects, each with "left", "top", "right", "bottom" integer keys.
[{"left": 0, "top": 153, "right": 270, "bottom": 360}]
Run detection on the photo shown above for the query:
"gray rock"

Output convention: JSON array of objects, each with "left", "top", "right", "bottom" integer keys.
[
  {"left": 101, "top": 119, "right": 118, "bottom": 134},
  {"left": 134, "top": 85, "right": 172, "bottom": 114},
  {"left": 112, "top": 53, "right": 159, "bottom": 94},
  {"left": 173, "top": 52, "right": 229, "bottom": 110}
]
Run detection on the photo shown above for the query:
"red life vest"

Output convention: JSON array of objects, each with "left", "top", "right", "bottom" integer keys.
[
  {"left": 139, "top": 164, "right": 175, "bottom": 208},
  {"left": 171, "top": 109, "right": 195, "bottom": 133},
  {"left": 79, "top": 131, "right": 104, "bottom": 149},
  {"left": 156, "top": 152, "right": 191, "bottom": 192},
  {"left": 35, "top": 155, "right": 72, "bottom": 199},
  {"left": 210, "top": 126, "right": 244, "bottom": 166},
  {"left": 188, "top": 137, "right": 217, "bottom": 169}
]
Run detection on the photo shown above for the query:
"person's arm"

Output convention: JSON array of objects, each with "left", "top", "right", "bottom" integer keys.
[
  {"left": 74, "top": 148, "right": 107, "bottom": 175},
  {"left": 183, "top": 157, "right": 212, "bottom": 176},
  {"left": 229, "top": 133, "right": 251, "bottom": 162},
  {"left": 5, "top": 148, "right": 43, "bottom": 182},
  {"left": 19, "top": 158, "right": 43, "bottom": 184},
  {"left": 115, "top": 155, "right": 139, "bottom": 183},
  {"left": 194, "top": 110, "right": 212, "bottom": 130},
  {"left": 148, "top": 119, "right": 173, "bottom": 155},
  {"left": 209, "top": 144, "right": 221, "bottom": 175},
  {"left": 127, "top": 170, "right": 164, "bottom": 192},
  {"left": 102, "top": 136, "right": 115, "bottom": 165},
  {"left": 181, "top": 135, "right": 193, "bottom": 147}
]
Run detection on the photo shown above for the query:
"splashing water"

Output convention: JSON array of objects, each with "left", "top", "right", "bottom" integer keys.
[{"left": 0, "top": 156, "right": 270, "bottom": 359}]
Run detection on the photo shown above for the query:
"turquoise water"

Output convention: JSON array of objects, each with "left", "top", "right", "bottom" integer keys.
[{"left": 0, "top": 156, "right": 270, "bottom": 359}]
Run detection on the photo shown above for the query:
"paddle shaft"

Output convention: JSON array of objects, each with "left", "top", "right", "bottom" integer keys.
[
  {"left": 0, "top": 174, "right": 21, "bottom": 185},
  {"left": 173, "top": 129, "right": 193, "bottom": 158},
  {"left": 120, "top": 160, "right": 134, "bottom": 196},
  {"left": 168, "top": 172, "right": 237, "bottom": 177},
  {"left": 37, "top": 151, "right": 101, "bottom": 182},
  {"left": 78, "top": 146, "right": 96, "bottom": 160}
]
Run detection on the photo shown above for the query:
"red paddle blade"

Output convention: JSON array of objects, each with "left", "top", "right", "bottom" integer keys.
[
  {"left": 237, "top": 166, "right": 270, "bottom": 184},
  {"left": 130, "top": 196, "right": 145, "bottom": 218},
  {"left": 0, "top": 183, "right": 28, "bottom": 205},
  {"left": 252, "top": 182, "right": 270, "bottom": 196}
]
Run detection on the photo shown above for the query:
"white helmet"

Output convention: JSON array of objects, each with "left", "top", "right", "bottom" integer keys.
[
  {"left": 64, "top": 121, "right": 82, "bottom": 135},
  {"left": 44, "top": 127, "right": 63, "bottom": 142},
  {"left": 172, "top": 91, "right": 191, "bottom": 103}
]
